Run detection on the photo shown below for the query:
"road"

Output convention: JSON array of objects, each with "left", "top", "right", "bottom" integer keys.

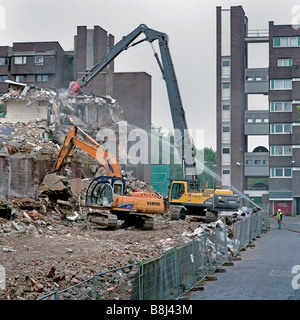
[{"left": 188, "top": 215, "right": 300, "bottom": 300}]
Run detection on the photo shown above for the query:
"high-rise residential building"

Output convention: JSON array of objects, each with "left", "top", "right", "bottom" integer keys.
[
  {"left": 216, "top": 5, "right": 300, "bottom": 216},
  {"left": 216, "top": 6, "right": 300, "bottom": 215}
]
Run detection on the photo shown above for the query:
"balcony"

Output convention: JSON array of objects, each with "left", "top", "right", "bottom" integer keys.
[
  {"left": 245, "top": 110, "right": 269, "bottom": 135},
  {"left": 244, "top": 152, "right": 269, "bottom": 177},
  {"left": 245, "top": 68, "right": 269, "bottom": 94},
  {"left": 245, "top": 29, "right": 269, "bottom": 43}
]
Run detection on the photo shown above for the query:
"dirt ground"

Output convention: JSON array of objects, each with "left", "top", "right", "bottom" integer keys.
[{"left": 0, "top": 210, "right": 200, "bottom": 300}]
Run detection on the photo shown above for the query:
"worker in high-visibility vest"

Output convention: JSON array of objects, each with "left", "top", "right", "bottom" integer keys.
[{"left": 273, "top": 208, "right": 283, "bottom": 229}]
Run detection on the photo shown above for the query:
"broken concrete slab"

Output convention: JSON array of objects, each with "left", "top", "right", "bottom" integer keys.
[{"left": 39, "top": 173, "right": 68, "bottom": 194}]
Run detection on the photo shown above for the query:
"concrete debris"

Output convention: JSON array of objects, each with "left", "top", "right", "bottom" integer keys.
[
  {"left": 0, "top": 85, "right": 124, "bottom": 144},
  {"left": 123, "top": 171, "right": 156, "bottom": 194}
]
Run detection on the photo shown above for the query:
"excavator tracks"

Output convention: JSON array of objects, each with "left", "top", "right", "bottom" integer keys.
[
  {"left": 87, "top": 211, "right": 118, "bottom": 229},
  {"left": 118, "top": 213, "right": 154, "bottom": 230},
  {"left": 87, "top": 211, "right": 154, "bottom": 230}
]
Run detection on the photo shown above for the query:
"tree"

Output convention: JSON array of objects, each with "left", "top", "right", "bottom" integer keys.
[
  {"left": 151, "top": 125, "right": 217, "bottom": 184},
  {"left": 197, "top": 147, "right": 217, "bottom": 189}
]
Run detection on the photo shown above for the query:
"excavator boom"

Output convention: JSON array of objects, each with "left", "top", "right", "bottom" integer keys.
[{"left": 49, "top": 125, "right": 121, "bottom": 177}]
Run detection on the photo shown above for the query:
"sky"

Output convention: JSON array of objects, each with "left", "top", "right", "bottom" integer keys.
[{"left": 1, "top": 0, "right": 300, "bottom": 150}]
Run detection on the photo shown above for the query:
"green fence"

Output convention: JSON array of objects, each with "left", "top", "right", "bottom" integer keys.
[{"left": 151, "top": 165, "right": 170, "bottom": 195}]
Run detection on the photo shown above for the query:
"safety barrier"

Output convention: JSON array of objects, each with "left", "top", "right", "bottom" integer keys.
[
  {"left": 37, "top": 211, "right": 268, "bottom": 300},
  {"left": 231, "top": 211, "right": 269, "bottom": 256}
]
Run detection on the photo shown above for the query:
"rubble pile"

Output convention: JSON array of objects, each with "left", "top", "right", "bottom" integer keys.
[
  {"left": 0, "top": 121, "right": 59, "bottom": 154},
  {"left": 182, "top": 210, "right": 252, "bottom": 257},
  {"left": 122, "top": 170, "right": 157, "bottom": 194},
  {"left": 0, "top": 85, "right": 124, "bottom": 144}
]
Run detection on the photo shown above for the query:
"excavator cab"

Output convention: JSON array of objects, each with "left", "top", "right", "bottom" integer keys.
[
  {"left": 86, "top": 176, "right": 126, "bottom": 208},
  {"left": 169, "top": 181, "right": 187, "bottom": 203}
]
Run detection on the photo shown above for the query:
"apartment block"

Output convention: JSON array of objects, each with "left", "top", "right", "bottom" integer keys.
[
  {"left": 216, "top": 5, "right": 300, "bottom": 216},
  {"left": 0, "top": 26, "right": 152, "bottom": 182}
]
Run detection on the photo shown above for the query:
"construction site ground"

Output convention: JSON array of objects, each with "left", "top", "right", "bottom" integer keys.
[{"left": 0, "top": 211, "right": 201, "bottom": 300}]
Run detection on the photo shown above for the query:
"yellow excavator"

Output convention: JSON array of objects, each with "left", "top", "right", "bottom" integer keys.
[
  {"left": 50, "top": 125, "right": 165, "bottom": 229},
  {"left": 65, "top": 24, "right": 239, "bottom": 222}
]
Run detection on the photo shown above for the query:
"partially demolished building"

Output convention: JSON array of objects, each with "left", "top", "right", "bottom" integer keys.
[
  {"left": 0, "top": 82, "right": 125, "bottom": 200},
  {"left": 0, "top": 25, "right": 152, "bottom": 182}
]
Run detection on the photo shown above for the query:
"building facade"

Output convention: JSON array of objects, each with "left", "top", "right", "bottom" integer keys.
[
  {"left": 0, "top": 26, "right": 152, "bottom": 182},
  {"left": 216, "top": 5, "right": 300, "bottom": 216}
]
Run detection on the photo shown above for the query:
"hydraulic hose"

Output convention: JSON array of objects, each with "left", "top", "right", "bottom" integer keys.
[{"left": 264, "top": 211, "right": 300, "bottom": 234}]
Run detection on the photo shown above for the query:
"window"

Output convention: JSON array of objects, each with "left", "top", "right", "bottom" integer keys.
[
  {"left": 34, "top": 56, "right": 44, "bottom": 65},
  {"left": 246, "top": 118, "right": 253, "bottom": 123},
  {"left": 270, "top": 101, "right": 292, "bottom": 112},
  {"left": 222, "top": 82, "right": 230, "bottom": 89},
  {"left": 270, "top": 167, "right": 292, "bottom": 178},
  {"left": 255, "top": 160, "right": 262, "bottom": 165},
  {"left": 222, "top": 126, "right": 230, "bottom": 132},
  {"left": 36, "top": 74, "right": 48, "bottom": 82},
  {"left": 170, "top": 183, "right": 185, "bottom": 200},
  {"left": 270, "top": 145, "right": 292, "bottom": 156},
  {"left": 270, "top": 123, "right": 292, "bottom": 134},
  {"left": 270, "top": 79, "right": 292, "bottom": 90},
  {"left": 246, "top": 160, "right": 253, "bottom": 165},
  {"left": 222, "top": 104, "right": 230, "bottom": 110},
  {"left": 277, "top": 58, "right": 292, "bottom": 67},
  {"left": 14, "top": 56, "right": 26, "bottom": 65},
  {"left": 0, "top": 75, "right": 8, "bottom": 82},
  {"left": 0, "top": 57, "right": 8, "bottom": 66},
  {"left": 222, "top": 60, "right": 230, "bottom": 67},
  {"left": 222, "top": 148, "right": 230, "bottom": 154},
  {"left": 222, "top": 169, "right": 230, "bottom": 174},
  {"left": 273, "top": 37, "right": 300, "bottom": 47},
  {"left": 254, "top": 118, "right": 262, "bottom": 123},
  {"left": 15, "top": 75, "right": 25, "bottom": 82}
]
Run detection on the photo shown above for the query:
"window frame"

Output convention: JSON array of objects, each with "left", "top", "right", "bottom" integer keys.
[
  {"left": 270, "top": 123, "right": 292, "bottom": 134},
  {"left": 270, "top": 145, "right": 292, "bottom": 156},
  {"left": 34, "top": 56, "right": 44, "bottom": 65},
  {"left": 270, "top": 167, "right": 292, "bottom": 178},
  {"left": 222, "top": 147, "right": 230, "bottom": 154},
  {"left": 0, "top": 57, "right": 8, "bottom": 66},
  {"left": 270, "top": 101, "right": 292, "bottom": 112},
  {"left": 270, "top": 79, "right": 292, "bottom": 90},
  {"left": 0, "top": 75, "right": 8, "bottom": 82},
  {"left": 277, "top": 58, "right": 292, "bottom": 67},
  {"left": 14, "top": 56, "right": 27, "bottom": 65},
  {"left": 273, "top": 37, "right": 300, "bottom": 48},
  {"left": 15, "top": 75, "right": 25, "bottom": 82},
  {"left": 36, "top": 74, "right": 48, "bottom": 82}
]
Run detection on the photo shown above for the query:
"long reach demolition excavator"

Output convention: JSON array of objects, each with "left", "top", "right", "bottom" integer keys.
[{"left": 51, "top": 24, "right": 239, "bottom": 228}]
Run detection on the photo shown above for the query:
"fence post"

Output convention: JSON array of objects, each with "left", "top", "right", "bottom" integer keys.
[
  {"left": 159, "top": 250, "right": 164, "bottom": 300},
  {"left": 174, "top": 244, "right": 180, "bottom": 298},
  {"left": 139, "top": 261, "right": 143, "bottom": 300},
  {"left": 214, "top": 228, "right": 218, "bottom": 267},
  {"left": 54, "top": 286, "right": 59, "bottom": 300},
  {"left": 93, "top": 272, "right": 98, "bottom": 300},
  {"left": 192, "top": 238, "right": 196, "bottom": 287}
]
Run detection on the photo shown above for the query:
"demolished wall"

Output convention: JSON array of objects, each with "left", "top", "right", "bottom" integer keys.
[{"left": 0, "top": 84, "right": 125, "bottom": 200}]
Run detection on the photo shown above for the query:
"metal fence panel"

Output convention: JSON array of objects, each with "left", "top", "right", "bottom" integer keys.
[{"left": 37, "top": 211, "right": 269, "bottom": 300}]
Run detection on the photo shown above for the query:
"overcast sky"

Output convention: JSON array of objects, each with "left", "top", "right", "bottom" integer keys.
[{"left": 1, "top": 0, "right": 300, "bottom": 149}]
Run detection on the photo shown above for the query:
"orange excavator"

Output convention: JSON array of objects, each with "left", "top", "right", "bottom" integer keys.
[{"left": 49, "top": 125, "right": 165, "bottom": 229}]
